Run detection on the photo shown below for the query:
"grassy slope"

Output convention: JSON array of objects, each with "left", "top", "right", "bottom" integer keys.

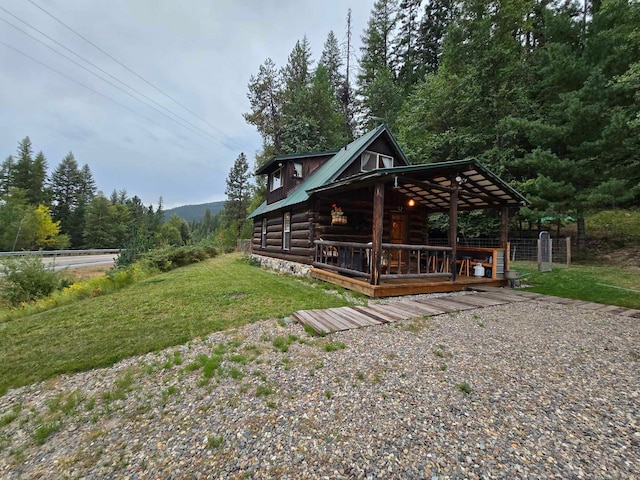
[
  {"left": 513, "top": 262, "right": 640, "bottom": 309},
  {"left": 0, "top": 254, "right": 351, "bottom": 395}
]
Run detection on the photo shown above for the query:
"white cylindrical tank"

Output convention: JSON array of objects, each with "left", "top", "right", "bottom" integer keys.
[{"left": 473, "top": 263, "right": 485, "bottom": 277}]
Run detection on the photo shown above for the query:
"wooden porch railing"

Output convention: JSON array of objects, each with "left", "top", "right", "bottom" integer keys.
[{"left": 313, "top": 240, "right": 453, "bottom": 282}]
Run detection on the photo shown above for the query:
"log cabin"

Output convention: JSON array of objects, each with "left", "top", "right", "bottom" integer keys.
[{"left": 248, "top": 124, "right": 528, "bottom": 297}]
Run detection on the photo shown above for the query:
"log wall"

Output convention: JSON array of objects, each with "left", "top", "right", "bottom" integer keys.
[{"left": 251, "top": 208, "right": 314, "bottom": 263}]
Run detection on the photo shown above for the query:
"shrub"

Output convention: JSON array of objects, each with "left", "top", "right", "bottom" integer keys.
[
  {"left": 0, "top": 255, "right": 64, "bottom": 306},
  {"left": 116, "top": 234, "right": 152, "bottom": 269},
  {"left": 139, "top": 244, "right": 218, "bottom": 272}
]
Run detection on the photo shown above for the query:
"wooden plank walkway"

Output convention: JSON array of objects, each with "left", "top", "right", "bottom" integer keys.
[{"left": 292, "top": 287, "right": 640, "bottom": 334}]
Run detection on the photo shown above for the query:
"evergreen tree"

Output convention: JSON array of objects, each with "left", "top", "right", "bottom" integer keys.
[
  {"left": 30, "top": 152, "right": 48, "bottom": 205},
  {"left": 320, "top": 30, "right": 355, "bottom": 141},
  {"left": 12, "top": 137, "right": 34, "bottom": 197},
  {"left": 83, "top": 194, "right": 119, "bottom": 248},
  {"left": 224, "top": 153, "right": 252, "bottom": 237},
  {"left": 319, "top": 31, "right": 346, "bottom": 102},
  {"left": 50, "top": 152, "right": 82, "bottom": 230},
  {"left": 79, "top": 164, "right": 97, "bottom": 204},
  {"left": 357, "top": 0, "right": 401, "bottom": 130},
  {"left": 244, "top": 58, "right": 284, "bottom": 152},
  {"left": 393, "top": 0, "right": 424, "bottom": 91},
  {"left": 416, "top": 0, "right": 456, "bottom": 76}
]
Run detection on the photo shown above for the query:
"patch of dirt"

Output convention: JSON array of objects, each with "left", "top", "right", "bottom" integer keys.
[
  {"left": 62, "top": 265, "right": 112, "bottom": 282},
  {"left": 597, "top": 246, "right": 640, "bottom": 267}
]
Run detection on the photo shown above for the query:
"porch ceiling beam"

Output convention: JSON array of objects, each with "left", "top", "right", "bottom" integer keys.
[
  {"left": 397, "top": 175, "right": 505, "bottom": 207},
  {"left": 397, "top": 176, "right": 454, "bottom": 194}
]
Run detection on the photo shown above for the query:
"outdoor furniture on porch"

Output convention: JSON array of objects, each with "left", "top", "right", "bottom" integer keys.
[{"left": 459, "top": 256, "right": 473, "bottom": 276}]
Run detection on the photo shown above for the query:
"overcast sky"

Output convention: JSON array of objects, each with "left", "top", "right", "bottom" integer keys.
[{"left": 0, "top": 0, "right": 373, "bottom": 209}]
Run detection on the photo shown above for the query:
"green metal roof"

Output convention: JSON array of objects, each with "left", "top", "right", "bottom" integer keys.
[
  {"left": 256, "top": 150, "right": 339, "bottom": 175},
  {"left": 248, "top": 124, "right": 396, "bottom": 218},
  {"left": 309, "top": 159, "right": 529, "bottom": 211}
]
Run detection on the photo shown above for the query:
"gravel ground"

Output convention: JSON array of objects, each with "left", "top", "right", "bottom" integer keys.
[{"left": 0, "top": 297, "right": 638, "bottom": 479}]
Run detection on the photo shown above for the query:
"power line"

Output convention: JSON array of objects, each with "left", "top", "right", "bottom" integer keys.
[
  {"left": 0, "top": 5, "right": 239, "bottom": 150},
  {"left": 0, "top": 16, "right": 226, "bottom": 147},
  {"left": 27, "top": 0, "right": 249, "bottom": 152},
  {"left": 0, "top": 39, "right": 201, "bottom": 143}
]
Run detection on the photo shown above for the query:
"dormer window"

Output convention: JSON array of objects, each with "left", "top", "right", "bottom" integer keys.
[
  {"left": 361, "top": 151, "right": 394, "bottom": 172},
  {"left": 270, "top": 167, "right": 283, "bottom": 191},
  {"left": 293, "top": 162, "right": 303, "bottom": 178}
]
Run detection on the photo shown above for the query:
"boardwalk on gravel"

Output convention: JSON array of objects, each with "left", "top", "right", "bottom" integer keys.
[{"left": 292, "top": 287, "right": 640, "bottom": 334}]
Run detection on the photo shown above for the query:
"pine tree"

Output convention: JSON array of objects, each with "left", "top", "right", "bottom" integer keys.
[
  {"left": 224, "top": 153, "right": 252, "bottom": 237},
  {"left": 83, "top": 194, "right": 118, "bottom": 248},
  {"left": 50, "top": 153, "right": 82, "bottom": 229},
  {"left": 319, "top": 31, "right": 345, "bottom": 102},
  {"left": 244, "top": 58, "right": 284, "bottom": 152},
  {"left": 30, "top": 152, "right": 48, "bottom": 206},
  {"left": 394, "top": 0, "right": 424, "bottom": 91},
  {"left": 79, "top": 164, "right": 97, "bottom": 204},
  {"left": 416, "top": 0, "right": 455, "bottom": 76},
  {"left": 357, "top": 0, "right": 401, "bottom": 129},
  {"left": 12, "top": 137, "right": 34, "bottom": 197}
]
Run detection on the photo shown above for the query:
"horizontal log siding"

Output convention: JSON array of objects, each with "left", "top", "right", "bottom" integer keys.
[{"left": 251, "top": 208, "right": 314, "bottom": 263}]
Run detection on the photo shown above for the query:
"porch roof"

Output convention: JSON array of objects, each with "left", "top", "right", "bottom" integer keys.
[{"left": 309, "top": 159, "right": 528, "bottom": 212}]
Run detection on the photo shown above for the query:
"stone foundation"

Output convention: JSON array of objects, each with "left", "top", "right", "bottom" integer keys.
[{"left": 251, "top": 254, "right": 311, "bottom": 277}]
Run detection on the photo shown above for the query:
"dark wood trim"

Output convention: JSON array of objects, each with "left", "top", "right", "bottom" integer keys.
[
  {"left": 449, "top": 180, "right": 458, "bottom": 281},
  {"left": 371, "top": 182, "right": 384, "bottom": 286}
]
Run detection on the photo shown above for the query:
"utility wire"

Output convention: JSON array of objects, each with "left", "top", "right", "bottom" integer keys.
[
  {"left": 0, "top": 39, "right": 204, "bottom": 144},
  {"left": 0, "top": 5, "right": 238, "bottom": 150},
  {"left": 27, "top": 0, "right": 249, "bottom": 152},
  {"left": 0, "top": 15, "right": 220, "bottom": 147}
]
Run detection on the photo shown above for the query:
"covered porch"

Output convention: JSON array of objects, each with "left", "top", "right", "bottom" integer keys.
[{"left": 308, "top": 160, "right": 525, "bottom": 297}]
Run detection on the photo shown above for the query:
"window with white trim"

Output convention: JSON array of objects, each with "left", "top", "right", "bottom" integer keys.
[
  {"left": 283, "top": 212, "right": 291, "bottom": 250},
  {"left": 270, "top": 168, "right": 282, "bottom": 191},
  {"left": 293, "top": 162, "right": 303, "bottom": 178},
  {"left": 261, "top": 218, "right": 267, "bottom": 248},
  {"left": 361, "top": 150, "right": 394, "bottom": 172}
]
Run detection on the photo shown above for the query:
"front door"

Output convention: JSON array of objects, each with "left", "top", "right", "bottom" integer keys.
[{"left": 390, "top": 213, "right": 408, "bottom": 267}]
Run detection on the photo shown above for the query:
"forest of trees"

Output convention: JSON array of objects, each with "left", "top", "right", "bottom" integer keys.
[
  {"left": 0, "top": 136, "right": 185, "bottom": 251},
  {"left": 243, "top": 0, "right": 640, "bottom": 248}
]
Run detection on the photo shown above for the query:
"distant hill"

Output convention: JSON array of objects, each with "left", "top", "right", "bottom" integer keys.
[{"left": 164, "top": 201, "right": 225, "bottom": 223}]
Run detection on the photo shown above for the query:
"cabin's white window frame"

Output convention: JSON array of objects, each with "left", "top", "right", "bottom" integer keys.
[
  {"left": 261, "top": 218, "right": 267, "bottom": 248},
  {"left": 270, "top": 167, "right": 283, "bottom": 191},
  {"left": 283, "top": 212, "right": 291, "bottom": 251},
  {"left": 361, "top": 150, "right": 394, "bottom": 172},
  {"left": 293, "top": 162, "right": 303, "bottom": 178}
]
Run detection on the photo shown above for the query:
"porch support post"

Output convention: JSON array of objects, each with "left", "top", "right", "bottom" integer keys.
[
  {"left": 371, "top": 183, "right": 384, "bottom": 285},
  {"left": 499, "top": 206, "right": 509, "bottom": 248},
  {"left": 448, "top": 181, "right": 458, "bottom": 281}
]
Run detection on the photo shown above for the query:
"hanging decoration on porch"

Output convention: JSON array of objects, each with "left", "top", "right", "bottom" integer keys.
[{"left": 331, "top": 203, "right": 347, "bottom": 225}]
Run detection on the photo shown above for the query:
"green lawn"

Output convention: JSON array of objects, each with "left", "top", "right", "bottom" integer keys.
[
  {"left": 0, "top": 254, "right": 352, "bottom": 395},
  {"left": 512, "top": 261, "right": 640, "bottom": 309}
]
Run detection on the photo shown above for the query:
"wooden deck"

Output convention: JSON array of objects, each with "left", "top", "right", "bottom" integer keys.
[
  {"left": 310, "top": 267, "right": 507, "bottom": 298},
  {"left": 293, "top": 286, "right": 640, "bottom": 334}
]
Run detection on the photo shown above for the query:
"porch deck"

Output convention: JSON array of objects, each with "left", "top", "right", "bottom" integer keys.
[{"left": 311, "top": 267, "right": 507, "bottom": 298}]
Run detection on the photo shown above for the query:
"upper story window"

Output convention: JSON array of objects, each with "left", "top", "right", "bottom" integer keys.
[
  {"left": 361, "top": 151, "right": 394, "bottom": 172},
  {"left": 270, "top": 167, "right": 283, "bottom": 191},
  {"left": 293, "top": 162, "right": 303, "bottom": 178}
]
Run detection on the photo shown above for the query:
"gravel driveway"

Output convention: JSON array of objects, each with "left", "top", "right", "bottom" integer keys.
[{"left": 0, "top": 297, "right": 638, "bottom": 479}]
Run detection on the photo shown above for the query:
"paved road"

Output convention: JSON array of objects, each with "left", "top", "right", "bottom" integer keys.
[{"left": 43, "top": 254, "right": 118, "bottom": 271}]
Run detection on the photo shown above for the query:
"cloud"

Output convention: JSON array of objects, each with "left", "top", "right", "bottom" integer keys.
[{"left": 0, "top": 0, "right": 372, "bottom": 208}]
